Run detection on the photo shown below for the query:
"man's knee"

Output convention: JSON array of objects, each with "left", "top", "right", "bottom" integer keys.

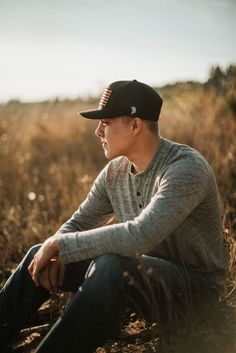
[
  {"left": 85, "top": 253, "right": 126, "bottom": 281},
  {"left": 95, "top": 253, "right": 124, "bottom": 266}
]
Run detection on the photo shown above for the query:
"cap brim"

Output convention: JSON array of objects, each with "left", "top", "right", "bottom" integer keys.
[{"left": 79, "top": 108, "right": 114, "bottom": 119}]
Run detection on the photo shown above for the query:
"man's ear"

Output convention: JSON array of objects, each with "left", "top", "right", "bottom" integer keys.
[{"left": 131, "top": 117, "right": 142, "bottom": 134}]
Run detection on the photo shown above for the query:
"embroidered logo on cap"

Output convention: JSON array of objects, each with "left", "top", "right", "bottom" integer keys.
[
  {"left": 98, "top": 88, "right": 112, "bottom": 109},
  {"left": 131, "top": 106, "right": 137, "bottom": 115}
]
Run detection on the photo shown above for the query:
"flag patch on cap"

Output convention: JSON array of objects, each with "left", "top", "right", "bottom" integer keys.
[{"left": 98, "top": 88, "right": 112, "bottom": 109}]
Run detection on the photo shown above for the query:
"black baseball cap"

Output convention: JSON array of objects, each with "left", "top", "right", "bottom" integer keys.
[{"left": 79, "top": 80, "right": 163, "bottom": 121}]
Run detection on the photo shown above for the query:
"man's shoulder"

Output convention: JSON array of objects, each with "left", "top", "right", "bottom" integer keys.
[
  {"left": 162, "top": 137, "right": 201, "bottom": 157},
  {"left": 162, "top": 138, "right": 211, "bottom": 171}
]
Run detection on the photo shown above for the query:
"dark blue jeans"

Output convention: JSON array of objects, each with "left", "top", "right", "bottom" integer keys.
[{"left": 0, "top": 245, "right": 220, "bottom": 353}]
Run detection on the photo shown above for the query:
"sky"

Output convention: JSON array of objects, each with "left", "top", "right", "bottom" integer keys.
[{"left": 0, "top": 0, "right": 235, "bottom": 102}]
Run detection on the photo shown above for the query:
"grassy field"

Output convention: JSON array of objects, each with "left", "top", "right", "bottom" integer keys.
[{"left": 0, "top": 65, "right": 235, "bottom": 352}]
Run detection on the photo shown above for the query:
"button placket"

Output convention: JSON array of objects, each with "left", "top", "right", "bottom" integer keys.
[
  {"left": 134, "top": 176, "right": 144, "bottom": 210},
  {"left": 136, "top": 189, "right": 143, "bottom": 209}
]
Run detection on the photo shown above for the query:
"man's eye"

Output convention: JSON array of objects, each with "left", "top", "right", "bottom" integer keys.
[{"left": 101, "top": 122, "right": 109, "bottom": 127}]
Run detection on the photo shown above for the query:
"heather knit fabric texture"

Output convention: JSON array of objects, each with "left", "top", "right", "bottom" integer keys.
[{"left": 57, "top": 137, "right": 228, "bottom": 283}]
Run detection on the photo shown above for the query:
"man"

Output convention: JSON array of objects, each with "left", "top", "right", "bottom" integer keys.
[{"left": 0, "top": 80, "right": 228, "bottom": 353}]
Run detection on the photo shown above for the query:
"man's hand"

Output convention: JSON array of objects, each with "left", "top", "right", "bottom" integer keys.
[
  {"left": 28, "top": 236, "right": 61, "bottom": 289},
  {"left": 35, "top": 257, "right": 65, "bottom": 292}
]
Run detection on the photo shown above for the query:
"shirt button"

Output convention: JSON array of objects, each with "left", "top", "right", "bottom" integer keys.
[
  {"left": 139, "top": 204, "right": 143, "bottom": 209},
  {"left": 137, "top": 191, "right": 141, "bottom": 196}
]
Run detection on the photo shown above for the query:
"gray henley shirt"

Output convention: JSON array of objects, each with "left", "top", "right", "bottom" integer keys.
[{"left": 57, "top": 137, "right": 228, "bottom": 278}]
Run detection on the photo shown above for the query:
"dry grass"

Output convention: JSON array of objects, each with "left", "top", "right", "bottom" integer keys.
[
  {"left": 0, "top": 98, "right": 106, "bottom": 277},
  {"left": 0, "top": 65, "right": 235, "bottom": 352}
]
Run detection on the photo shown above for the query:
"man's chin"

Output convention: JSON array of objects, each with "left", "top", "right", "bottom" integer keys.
[{"left": 104, "top": 150, "right": 120, "bottom": 160}]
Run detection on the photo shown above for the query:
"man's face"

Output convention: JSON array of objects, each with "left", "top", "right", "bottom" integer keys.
[{"left": 95, "top": 116, "right": 134, "bottom": 160}]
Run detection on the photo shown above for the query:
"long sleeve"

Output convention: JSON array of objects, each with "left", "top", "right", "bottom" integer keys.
[
  {"left": 59, "top": 155, "right": 210, "bottom": 264},
  {"left": 56, "top": 165, "right": 114, "bottom": 234}
]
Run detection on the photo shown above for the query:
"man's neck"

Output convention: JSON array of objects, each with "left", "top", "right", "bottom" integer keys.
[{"left": 129, "top": 135, "right": 161, "bottom": 174}]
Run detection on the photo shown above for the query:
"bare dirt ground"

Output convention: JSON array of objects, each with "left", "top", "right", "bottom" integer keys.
[{"left": 11, "top": 288, "right": 236, "bottom": 353}]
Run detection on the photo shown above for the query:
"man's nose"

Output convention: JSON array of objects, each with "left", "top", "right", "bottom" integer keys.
[{"left": 95, "top": 122, "right": 104, "bottom": 138}]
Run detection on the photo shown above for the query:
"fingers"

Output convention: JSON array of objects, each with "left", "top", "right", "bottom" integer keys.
[
  {"left": 27, "top": 237, "right": 62, "bottom": 291},
  {"left": 38, "top": 265, "right": 51, "bottom": 291},
  {"left": 49, "top": 259, "right": 59, "bottom": 291},
  {"left": 28, "top": 258, "right": 35, "bottom": 277},
  {"left": 48, "top": 258, "right": 65, "bottom": 291},
  {"left": 31, "top": 254, "right": 42, "bottom": 286},
  {"left": 28, "top": 258, "right": 43, "bottom": 287},
  {"left": 32, "top": 258, "right": 65, "bottom": 293},
  {"left": 29, "top": 237, "right": 60, "bottom": 286},
  {"left": 28, "top": 255, "right": 41, "bottom": 286}
]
